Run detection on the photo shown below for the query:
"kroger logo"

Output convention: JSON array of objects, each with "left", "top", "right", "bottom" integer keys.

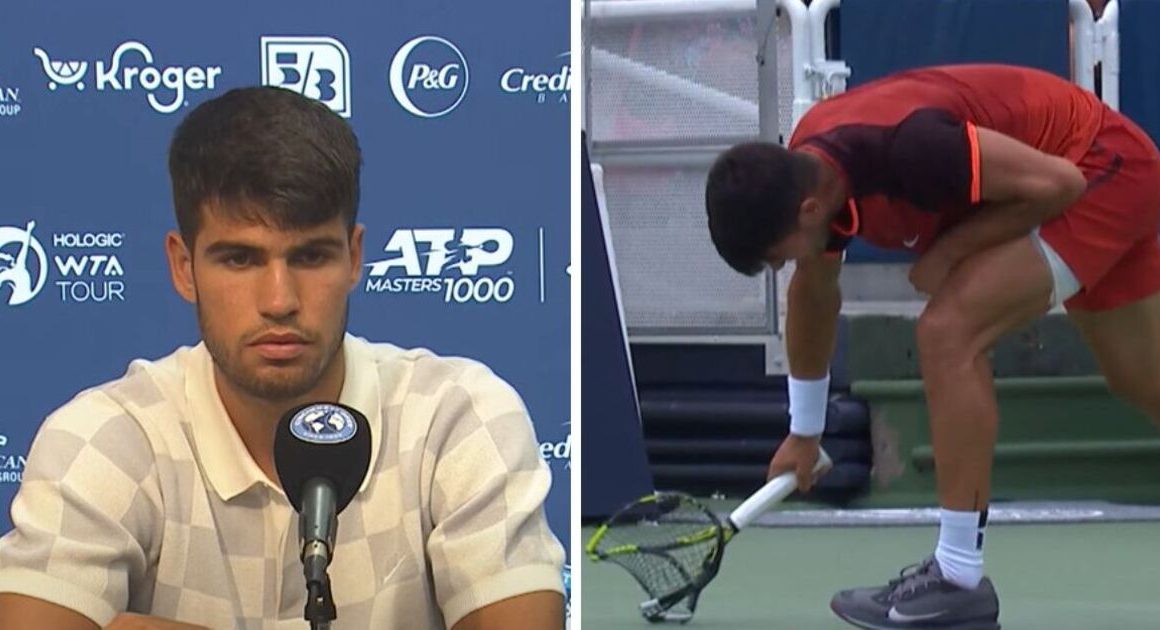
[
  {"left": 364, "top": 228, "right": 514, "bottom": 304},
  {"left": 261, "top": 36, "right": 351, "bottom": 118},
  {"left": 388, "top": 36, "right": 468, "bottom": 118},
  {"left": 501, "top": 52, "right": 570, "bottom": 105},
  {"left": 33, "top": 41, "right": 222, "bottom": 114}
]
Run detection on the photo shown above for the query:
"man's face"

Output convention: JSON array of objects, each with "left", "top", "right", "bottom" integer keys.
[
  {"left": 762, "top": 200, "right": 832, "bottom": 272},
  {"left": 166, "top": 203, "right": 364, "bottom": 401}
]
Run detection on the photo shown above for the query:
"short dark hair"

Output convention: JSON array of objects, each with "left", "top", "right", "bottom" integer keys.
[
  {"left": 705, "top": 142, "right": 817, "bottom": 275},
  {"left": 168, "top": 86, "right": 362, "bottom": 247}
]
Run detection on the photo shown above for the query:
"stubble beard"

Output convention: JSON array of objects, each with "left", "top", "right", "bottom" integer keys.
[{"left": 198, "top": 301, "right": 348, "bottom": 402}]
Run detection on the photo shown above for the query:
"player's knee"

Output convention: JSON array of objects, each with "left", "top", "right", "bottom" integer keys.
[{"left": 915, "top": 306, "right": 975, "bottom": 364}]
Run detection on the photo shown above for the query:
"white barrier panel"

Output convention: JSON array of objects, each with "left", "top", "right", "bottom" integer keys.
[
  {"left": 1071, "top": 0, "right": 1097, "bottom": 92},
  {"left": 1098, "top": 0, "right": 1119, "bottom": 110}
]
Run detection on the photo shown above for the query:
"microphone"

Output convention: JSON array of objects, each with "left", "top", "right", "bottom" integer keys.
[{"left": 274, "top": 402, "right": 372, "bottom": 629}]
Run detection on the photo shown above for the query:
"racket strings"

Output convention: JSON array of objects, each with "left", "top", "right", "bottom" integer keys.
[{"left": 592, "top": 496, "right": 723, "bottom": 603}]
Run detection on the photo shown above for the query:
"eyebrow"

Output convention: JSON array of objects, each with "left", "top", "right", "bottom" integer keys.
[{"left": 202, "top": 236, "right": 347, "bottom": 258}]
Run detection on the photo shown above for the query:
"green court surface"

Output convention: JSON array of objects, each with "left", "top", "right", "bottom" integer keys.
[{"left": 581, "top": 521, "right": 1160, "bottom": 629}]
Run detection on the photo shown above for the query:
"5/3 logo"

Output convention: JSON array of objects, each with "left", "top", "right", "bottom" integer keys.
[{"left": 261, "top": 36, "right": 351, "bottom": 118}]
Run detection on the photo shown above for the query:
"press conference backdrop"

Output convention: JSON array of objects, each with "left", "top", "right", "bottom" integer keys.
[{"left": 0, "top": 0, "right": 570, "bottom": 596}]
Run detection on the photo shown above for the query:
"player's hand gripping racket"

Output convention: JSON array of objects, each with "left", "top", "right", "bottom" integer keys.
[{"left": 585, "top": 448, "right": 832, "bottom": 623}]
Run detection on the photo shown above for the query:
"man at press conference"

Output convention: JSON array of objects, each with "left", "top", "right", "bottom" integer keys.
[{"left": 0, "top": 87, "right": 565, "bottom": 629}]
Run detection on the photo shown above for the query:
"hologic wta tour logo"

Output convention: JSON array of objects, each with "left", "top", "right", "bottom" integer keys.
[
  {"left": 388, "top": 36, "right": 469, "bottom": 118},
  {"left": 0, "top": 221, "right": 47, "bottom": 306},
  {"left": 32, "top": 41, "right": 223, "bottom": 114},
  {"left": 0, "top": 220, "right": 128, "bottom": 306}
]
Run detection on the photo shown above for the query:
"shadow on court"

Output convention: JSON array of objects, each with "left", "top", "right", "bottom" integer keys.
[{"left": 582, "top": 522, "right": 1160, "bottom": 629}]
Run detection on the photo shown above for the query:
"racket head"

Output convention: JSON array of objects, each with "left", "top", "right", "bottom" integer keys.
[{"left": 586, "top": 491, "right": 731, "bottom": 622}]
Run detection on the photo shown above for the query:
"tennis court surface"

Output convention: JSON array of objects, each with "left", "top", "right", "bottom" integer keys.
[{"left": 582, "top": 505, "right": 1160, "bottom": 629}]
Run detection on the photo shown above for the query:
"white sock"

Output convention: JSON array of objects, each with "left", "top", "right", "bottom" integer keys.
[{"left": 934, "top": 508, "right": 987, "bottom": 589}]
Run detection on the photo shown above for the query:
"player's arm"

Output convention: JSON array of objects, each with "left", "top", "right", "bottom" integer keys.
[
  {"left": 451, "top": 591, "right": 564, "bottom": 630},
  {"left": 0, "top": 594, "right": 99, "bottom": 629},
  {"left": 926, "top": 127, "right": 1086, "bottom": 267},
  {"left": 0, "top": 396, "right": 164, "bottom": 629},
  {"left": 426, "top": 363, "right": 566, "bottom": 630},
  {"left": 786, "top": 253, "right": 843, "bottom": 381},
  {"left": 0, "top": 600, "right": 207, "bottom": 630},
  {"left": 770, "top": 253, "right": 842, "bottom": 491},
  {"left": 888, "top": 109, "right": 1087, "bottom": 294}
]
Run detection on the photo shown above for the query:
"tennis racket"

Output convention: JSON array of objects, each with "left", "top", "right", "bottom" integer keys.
[{"left": 585, "top": 448, "right": 832, "bottom": 623}]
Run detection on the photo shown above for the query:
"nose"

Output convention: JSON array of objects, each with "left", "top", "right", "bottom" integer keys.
[{"left": 257, "top": 260, "right": 300, "bottom": 320}]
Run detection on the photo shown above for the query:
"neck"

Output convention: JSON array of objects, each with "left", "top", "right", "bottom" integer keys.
[
  {"left": 213, "top": 347, "right": 347, "bottom": 485},
  {"left": 805, "top": 152, "right": 849, "bottom": 220}
]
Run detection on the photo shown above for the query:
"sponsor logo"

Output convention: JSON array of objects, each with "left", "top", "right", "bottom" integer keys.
[
  {"left": 500, "top": 52, "right": 570, "bottom": 105},
  {"left": 364, "top": 228, "right": 515, "bottom": 304},
  {"left": 0, "top": 84, "right": 21, "bottom": 117},
  {"left": 388, "top": 36, "right": 468, "bottom": 118},
  {"left": 0, "top": 435, "right": 25, "bottom": 485},
  {"left": 289, "top": 404, "right": 357, "bottom": 444},
  {"left": 261, "top": 36, "right": 351, "bottom": 118},
  {"left": 540, "top": 421, "right": 571, "bottom": 468},
  {"left": 0, "top": 221, "right": 47, "bottom": 306},
  {"left": 0, "top": 220, "right": 127, "bottom": 306},
  {"left": 33, "top": 41, "right": 222, "bottom": 114},
  {"left": 886, "top": 607, "right": 947, "bottom": 623}
]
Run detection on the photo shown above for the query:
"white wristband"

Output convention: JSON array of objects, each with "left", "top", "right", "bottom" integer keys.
[{"left": 788, "top": 373, "right": 830, "bottom": 437}]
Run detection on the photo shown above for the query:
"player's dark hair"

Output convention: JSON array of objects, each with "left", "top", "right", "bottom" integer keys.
[
  {"left": 705, "top": 142, "right": 817, "bottom": 275},
  {"left": 168, "top": 86, "right": 362, "bottom": 248}
]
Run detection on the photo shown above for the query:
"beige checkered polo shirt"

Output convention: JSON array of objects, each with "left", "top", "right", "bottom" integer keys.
[{"left": 0, "top": 334, "right": 565, "bottom": 629}]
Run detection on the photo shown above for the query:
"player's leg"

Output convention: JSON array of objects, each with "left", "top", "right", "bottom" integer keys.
[
  {"left": 918, "top": 238, "right": 1054, "bottom": 513},
  {"left": 1057, "top": 121, "right": 1160, "bottom": 420},
  {"left": 1068, "top": 274, "right": 1160, "bottom": 422},
  {"left": 831, "top": 235, "right": 1053, "bottom": 630}
]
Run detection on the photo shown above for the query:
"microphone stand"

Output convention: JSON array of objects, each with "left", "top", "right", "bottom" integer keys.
[
  {"left": 300, "top": 478, "right": 339, "bottom": 630},
  {"left": 305, "top": 568, "right": 336, "bottom": 630}
]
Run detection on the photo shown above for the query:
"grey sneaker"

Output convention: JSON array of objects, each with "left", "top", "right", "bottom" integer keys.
[{"left": 830, "top": 557, "right": 1000, "bottom": 629}]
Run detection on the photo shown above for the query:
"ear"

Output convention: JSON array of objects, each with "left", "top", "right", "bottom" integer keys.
[
  {"left": 797, "top": 196, "right": 828, "bottom": 229},
  {"left": 165, "top": 231, "right": 196, "bottom": 304},
  {"left": 347, "top": 224, "right": 365, "bottom": 292}
]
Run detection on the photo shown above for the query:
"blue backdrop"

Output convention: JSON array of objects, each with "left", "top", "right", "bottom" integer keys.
[{"left": 0, "top": 0, "right": 569, "bottom": 597}]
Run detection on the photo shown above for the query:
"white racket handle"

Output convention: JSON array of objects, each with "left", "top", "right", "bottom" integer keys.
[{"left": 728, "top": 447, "right": 832, "bottom": 529}]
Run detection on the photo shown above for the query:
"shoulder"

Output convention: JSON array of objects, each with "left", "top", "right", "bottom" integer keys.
[
  {"left": 790, "top": 79, "right": 930, "bottom": 147},
  {"left": 32, "top": 346, "right": 197, "bottom": 466},
  {"left": 354, "top": 335, "right": 519, "bottom": 405},
  {"left": 348, "top": 336, "right": 529, "bottom": 454}
]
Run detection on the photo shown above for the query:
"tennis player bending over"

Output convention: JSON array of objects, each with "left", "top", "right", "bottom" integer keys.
[{"left": 705, "top": 64, "right": 1160, "bottom": 630}]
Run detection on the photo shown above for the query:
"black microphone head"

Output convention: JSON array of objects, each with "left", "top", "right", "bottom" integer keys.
[{"left": 274, "top": 402, "right": 372, "bottom": 514}]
